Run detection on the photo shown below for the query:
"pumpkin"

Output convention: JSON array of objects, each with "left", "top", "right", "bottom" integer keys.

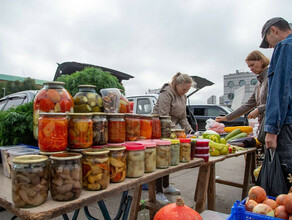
[{"left": 154, "top": 197, "right": 203, "bottom": 220}]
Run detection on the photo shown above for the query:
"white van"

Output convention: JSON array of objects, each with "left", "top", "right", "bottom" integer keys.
[{"left": 127, "top": 94, "right": 158, "bottom": 114}]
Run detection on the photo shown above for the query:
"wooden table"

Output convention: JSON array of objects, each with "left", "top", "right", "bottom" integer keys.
[
  {"left": 194, "top": 147, "right": 257, "bottom": 213},
  {"left": 0, "top": 158, "right": 204, "bottom": 220}
]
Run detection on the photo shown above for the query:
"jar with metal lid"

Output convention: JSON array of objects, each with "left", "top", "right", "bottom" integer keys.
[
  {"left": 179, "top": 138, "right": 191, "bottom": 163},
  {"left": 108, "top": 113, "right": 125, "bottom": 143},
  {"left": 33, "top": 81, "right": 74, "bottom": 140},
  {"left": 151, "top": 115, "right": 161, "bottom": 139},
  {"left": 68, "top": 113, "right": 93, "bottom": 149},
  {"left": 38, "top": 112, "right": 68, "bottom": 152},
  {"left": 50, "top": 153, "right": 82, "bottom": 201},
  {"left": 171, "top": 129, "right": 186, "bottom": 139},
  {"left": 81, "top": 148, "right": 110, "bottom": 190},
  {"left": 140, "top": 115, "right": 153, "bottom": 139},
  {"left": 125, "top": 114, "right": 140, "bottom": 141},
  {"left": 160, "top": 116, "right": 172, "bottom": 138},
  {"left": 12, "top": 155, "right": 49, "bottom": 208},
  {"left": 154, "top": 140, "right": 171, "bottom": 168},
  {"left": 74, "top": 85, "right": 103, "bottom": 113},
  {"left": 140, "top": 141, "right": 156, "bottom": 173},
  {"left": 106, "top": 145, "right": 126, "bottom": 183},
  {"left": 166, "top": 139, "right": 180, "bottom": 166},
  {"left": 124, "top": 143, "right": 145, "bottom": 178},
  {"left": 92, "top": 113, "right": 108, "bottom": 145},
  {"left": 190, "top": 139, "right": 197, "bottom": 160}
]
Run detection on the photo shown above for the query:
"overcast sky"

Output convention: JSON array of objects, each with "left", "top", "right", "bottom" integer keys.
[{"left": 0, "top": 0, "right": 290, "bottom": 103}]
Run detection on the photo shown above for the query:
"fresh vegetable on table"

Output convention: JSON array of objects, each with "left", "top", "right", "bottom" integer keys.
[{"left": 224, "top": 126, "right": 253, "bottom": 134}]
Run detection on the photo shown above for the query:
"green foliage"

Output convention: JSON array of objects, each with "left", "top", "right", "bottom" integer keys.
[
  {"left": 0, "top": 101, "right": 37, "bottom": 146},
  {"left": 56, "top": 67, "right": 125, "bottom": 96}
]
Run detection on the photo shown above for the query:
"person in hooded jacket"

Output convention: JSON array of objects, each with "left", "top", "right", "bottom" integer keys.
[{"left": 152, "top": 72, "right": 194, "bottom": 205}]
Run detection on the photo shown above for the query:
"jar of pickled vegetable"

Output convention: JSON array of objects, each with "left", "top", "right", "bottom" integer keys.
[
  {"left": 74, "top": 85, "right": 103, "bottom": 113},
  {"left": 179, "top": 138, "right": 191, "bottom": 163},
  {"left": 100, "top": 88, "right": 121, "bottom": 113},
  {"left": 108, "top": 113, "right": 125, "bottom": 143},
  {"left": 33, "top": 81, "right": 74, "bottom": 140},
  {"left": 171, "top": 129, "right": 187, "bottom": 138},
  {"left": 140, "top": 141, "right": 156, "bottom": 173},
  {"left": 125, "top": 114, "right": 140, "bottom": 141},
  {"left": 190, "top": 139, "right": 197, "bottom": 160},
  {"left": 160, "top": 116, "right": 172, "bottom": 138},
  {"left": 124, "top": 143, "right": 145, "bottom": 178},
  {"left": 68, "top": 113, "right": 93, "bottom": 149},
  {"left": 106, "top": 145, "right": 126, "bottom": 183},
  {"left": 50, "top": 153, "right": 82, "bottom": 201},
  {"left": 151, "top": 115, "right": 161, "bottom": 139},
  {"left": 81, "top": 148, "right": 110, "bottom": 191},
  {"left": 92, "top": 113, "right": 108, "bottom": 145},
  {"left": 168, "top": 139, "right": 180, "bottom": 166},
  {"left": 154, "top": 140, "right": 171, "bottom": 168},
  {"left": 140, "top": 115, "right": 152, "bottom": 139},
  {"left": 38, "top": 113, "right": 68, "bottom": 152},
  {"left": 12, "top": 155, "right": 49, "bottom": 208}
]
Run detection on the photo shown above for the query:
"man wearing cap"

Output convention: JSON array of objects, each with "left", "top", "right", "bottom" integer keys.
[{"left": 260, "top": 17, "right": 292, "bottom": 173}]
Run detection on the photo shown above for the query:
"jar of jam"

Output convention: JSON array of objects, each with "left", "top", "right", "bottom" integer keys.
[
  {"left": 68, "top": 113, "right": 93, "bottom": 149},
  {"left": 168, "top": 139, "right": 180, "bottom": 166},
  {"left": 108, "top": 113, "right": 125, "bottom": 143},
  {"left": 50, "top": 153, "right": 82, "bottom": 201},
  {"left": 140, "top": 141, "right": 156, "bottom": 173},
  {"left": 92, "top": 113, "right": 108, "bottom": 145},
  {"left": 140, "top": 115, "right": 152, "bottom": 139},
  {"left": 33, "top": 81, "right": 74, "bottom": 140},
  {"left": 125, "top": 114, "right": 140, "bottom": 141},
  {"left": 151, "top": 115, "right": 161, "bottom": 139},
  {"left": 73, "top": 85, "right": 103, "bottom": 113},
  {"left": 154, "top": 140, "right": 171, "bottom": 168},
  {"left": 38, "top": 113, "right": 68, "bottom": 152},
  {"left": 179, "top": 138, "right": 191, "bottom": 163},
  {"left": 160, "top": 116, "right": 172, "bottom": 138},
  {"left": 12, "top": 155, "right": 49, "bottom": 208},
  {"left": 106, "top": 145, "right": 126, "bottom": 183},
  {"left": 171, "top": 129, "right": 187, "bottom": 138},
  {"left": 81, "top": 148, "right": 110, "bottom": 190},
  {"left": 124, "top": 143, "right": 145, "bottom": 178}
]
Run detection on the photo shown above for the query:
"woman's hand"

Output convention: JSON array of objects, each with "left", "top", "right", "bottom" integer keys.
[
  {"left": 247, "top": 109, "right": 259, "bottom": 119},
  {"left": 215, "top": 116, "right": 227, "bottom": 122}
]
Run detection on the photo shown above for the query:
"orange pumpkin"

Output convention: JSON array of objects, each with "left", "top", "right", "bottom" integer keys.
[{"left": 154, "top": 197, "right": 203, "bottom": 220}]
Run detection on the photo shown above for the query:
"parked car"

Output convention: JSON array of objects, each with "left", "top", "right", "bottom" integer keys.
[{"left": 0, "top": 90, "right": 38, "bottom": 111}]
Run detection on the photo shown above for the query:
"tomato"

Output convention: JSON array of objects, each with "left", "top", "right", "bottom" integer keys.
[
  {"left": 39, "top": 98, "right": 55, "bottom": 112},
  {"left": 60, "top": 99, "right": 72, "bottom": 112},
  {"left": 112, "top": 173, "right": 122, "bottom": 182},
  {"left": 47, "top": 89, "right": 61, "bottom": 103}
]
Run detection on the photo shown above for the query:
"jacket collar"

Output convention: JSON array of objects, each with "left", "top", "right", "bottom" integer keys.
[{"left": 257, "top": 67, "right": 268, "bottom": 83}]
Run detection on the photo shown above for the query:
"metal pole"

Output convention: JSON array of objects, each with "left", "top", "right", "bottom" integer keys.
[{"left": 2, "top": 87, "right": 5, "bottom": 97}]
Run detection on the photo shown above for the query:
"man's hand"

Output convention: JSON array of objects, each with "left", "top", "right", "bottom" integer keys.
[
  {"left": 247, "top": 108, "right": 259, "bottom": 119},
  {"left": 265, "top": 133, "right": 277, "bottom": 149},
  {"left": 215, "top": 116, "right": 227, "bottom": 122}
]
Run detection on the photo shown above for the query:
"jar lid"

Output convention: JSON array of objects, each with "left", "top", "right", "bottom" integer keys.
[
  {"left": 68, "top": 148, "right": 91, "bottom": 152},
  {"left": 137, "top": 140, "right": 156, "bottom": 148},
  {"left": 12, "top": 155, "right": 48, "bottom": 164},
  {"left": 43, "top": 81, "right": 65, "bottom": 86},
  {"left": 50, "top": 152, "right": 82, "bottom": 160},
  {"left": 39, "top": 112, "right": 68, "bottom": 116},
  {"left": 151, "top": 114, "right": 160, "bottom": 118},
  {"left": 106, "top": 145, "right": 126, "bottom": 151},
  {"left": 191, "top": 138, "right": 198, "bottom": 142},
  {"left": 153, "top": 139, "right": 171, "bottom": 146},
  {"left": 163, "top": 139, "right": 180, "bottom": 144},
  {"left": 124, "top": 113, "right": 140, "bottom": 118},
  {"left": 40, "top": 151, "right": 66, "bottom": 156},
  {"left": 78, "top": 85, "right": 97, "bottom": 89},
  {"left": 107, "top": 113, "right": 125, "bottom": 117},
  {"left": 68, "top": 113, "right": 93, "bottom": 117},
  {"left": 82, "top": 148, "right": 109, "bottom": 155},
  {"left": 140, "top": 114, "right": 153, "bottom": 119},
  {"left": 124, "top": 142, "right": 145, "bottom": 151},
  {"left": 178, "top": 138, "right": 191, "bottom": 143},
  {"left": 92, "top": 112, "right": 107, "bottom": 116}
]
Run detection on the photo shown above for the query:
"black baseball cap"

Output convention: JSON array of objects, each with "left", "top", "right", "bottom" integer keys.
[{"left": 260, "top": 17, "right": 286, "bottom": 48}]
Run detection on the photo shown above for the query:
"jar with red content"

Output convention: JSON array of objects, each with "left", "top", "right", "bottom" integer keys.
[
  {"left": 171, "top": 129, "right": 186, "bottom": 138},
  {"left": 124, "top": 142, "right": 145, "bottom": 178},
  {"left": 125, "top": 114, "right": 140, "bottom": 141},
  {"left": 38, "top": 113, "right": 68, "bottom": 152},
  {"left": 106, "top": 145, "right": 126, "bottom": 183},
  {"left": 33, "top": 81, "right": 74, "bottom": 140},
  {"left": 179, "top": 138, "right": 191, "bottom": 163},
  {"left": 108, "top": 113, "right": 125, "bottom": 143},
  {"left": 68, "top": 113, "right": 93, "bottom": 149},
  {"left": 140, "top": 115, "right": 152, "bottom": 139},
  {"left": 151, "top": 115, "right": 161, "bottom": 139}
]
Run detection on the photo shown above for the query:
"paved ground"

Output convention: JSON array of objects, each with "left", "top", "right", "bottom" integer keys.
[{"left": 0, "top": 154, "right": 252, "bottom": 219}]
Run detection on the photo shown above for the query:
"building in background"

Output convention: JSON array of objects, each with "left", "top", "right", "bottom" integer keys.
[{"left": 207, "top": 95, "right": 216, "bottom": 104}]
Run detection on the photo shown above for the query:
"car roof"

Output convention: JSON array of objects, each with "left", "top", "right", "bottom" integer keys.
[
  {"left": 0, "top": 90, "right": 38, "bottom": 101},
  {"left": 127, "top": 94, "right": 159, "bottom": 99}
]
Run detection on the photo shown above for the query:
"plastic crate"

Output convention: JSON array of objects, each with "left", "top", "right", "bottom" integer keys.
[{"left": 227, "top": 196, "right": 281, "bottom": 220}]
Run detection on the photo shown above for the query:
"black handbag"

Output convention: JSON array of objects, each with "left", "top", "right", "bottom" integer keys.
[{"left": 257, "top": 116, "right": 266, "bottom": 144}]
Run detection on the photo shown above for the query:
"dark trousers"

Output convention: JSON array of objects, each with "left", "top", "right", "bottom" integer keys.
[{"left": 156, "top": 175, "right": 169, "bottom": 193}]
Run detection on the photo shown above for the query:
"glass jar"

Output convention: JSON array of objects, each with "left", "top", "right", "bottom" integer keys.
[
  {"left": 179, "top": 138, "right": 191, "bottom": 163},
  {"left": 106, "top": 145, "right": 126, "bottom": 183},
  {"left": 92, "top": 113, "right": 108, "bottom": 145},
  {"left": 73, "top": 85, "right": 103, "bottom": 113},
  {"left": 140, "top": 141, "right": 156, "bottom": 173},
  {"left": 168, "top": 139, "right": 180, "bottom": 166},
  {"left": 108, "top": 113, "right": 125, "bottom": 143},
  {"left": 140, "top": 115, "right": 153, "bottom": 139},
  {"left": 125, "top": 114, "right": 140, "bottom": 141},
  {"left": 124, "top": 143, "right": 145, "bottom": 178},
  {"left": 190, "top": 139, "right": 197, "bottom": 160},
  {"left": 33, "top": 81, "right": 74, "bottom": 140},
  {"left": 12, "top": 155, "right": 49, "bottom": 208},
  {"left": 38, "top": 113, "right": 68, "bottom": 152},
  {"left": 154, "top": 140, "right": 171, "bottom": 168},
  {"left": 50, "top": 153, "right": 82, "bottom": 201},
  {"left": 151, "top": 115, "right": 161, "bottom": 139},
  {"left": 81, "top": 148, "right": 110, "bottom": 190},
  {"left": 68, "top": 113, "right": 93, "bottom": 149},
  {"left": 171, "top": 129, "right": 186, "bottom": 138},
  {"left": 100, "top": 88, "right": 121, "bottom": 113},
  {"left": 160, "top": 116, "right": 172, "bottom": 138}
]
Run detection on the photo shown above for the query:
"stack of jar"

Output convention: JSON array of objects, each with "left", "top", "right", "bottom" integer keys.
[{"left": 194, "top": 139, "right": 210, "bottom": 162}]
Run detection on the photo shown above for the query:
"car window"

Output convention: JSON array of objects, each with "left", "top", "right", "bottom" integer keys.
[
  {"left": 3, "top": 97, "right": 26, "bottom": 111},
  {"left": 137, "top": 98, "right": 152, "bottom": 114},
  {"left": 193, "top": 108, "right": 205, "bottom": 116},
  {"left": 206, "top": 107, "right": 220, "bottom": 116}
]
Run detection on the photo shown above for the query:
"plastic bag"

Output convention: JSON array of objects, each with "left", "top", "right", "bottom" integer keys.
[
  {"left": 256, "top": 149, "right": 290, "bottom": 197},
  {"left": 205, "top": 118, "right": 225, "bottom": 134},
  {"left": 100, "top": 88, "right": 121, "bottom": 113},
  {"left": 227, "top": 137, "right": 256, "bottom": 148}
]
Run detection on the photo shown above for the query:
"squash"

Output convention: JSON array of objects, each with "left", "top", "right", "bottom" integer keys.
[
  {"left": 154, "top": 197, "right": 203, "bottom": 220},
  {"left": 224, "top": 126, "right": 253, "bottom": 134}
]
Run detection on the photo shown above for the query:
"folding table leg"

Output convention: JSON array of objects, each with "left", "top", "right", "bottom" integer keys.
[{"left": 62, "top": 209, "right": 80, "bottom": 220}]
